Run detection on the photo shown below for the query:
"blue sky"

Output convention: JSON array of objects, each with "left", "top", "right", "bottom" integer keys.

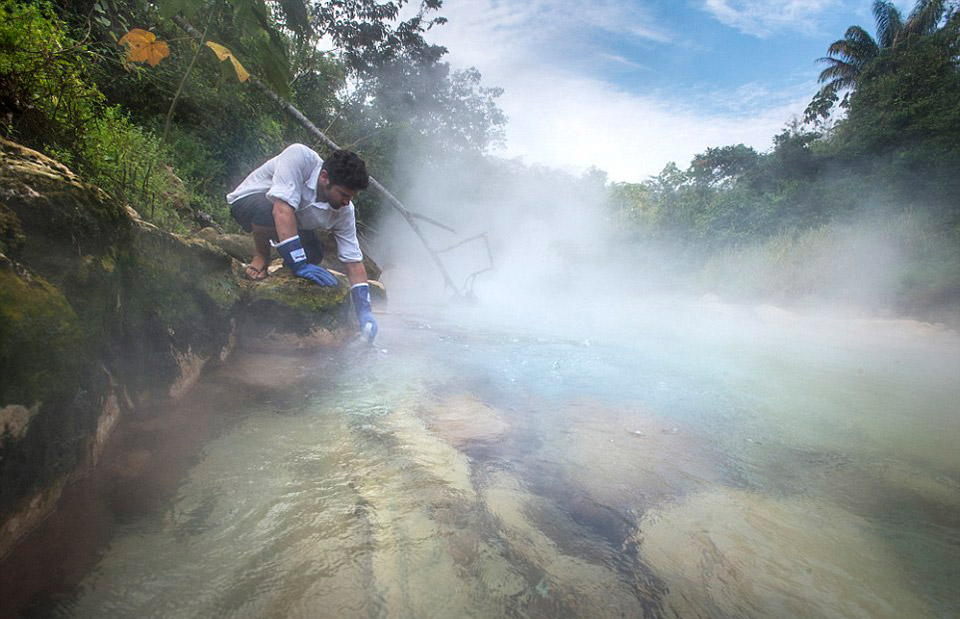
[{"left": 424, "top": 0, "right": 914, "bottom": 182}]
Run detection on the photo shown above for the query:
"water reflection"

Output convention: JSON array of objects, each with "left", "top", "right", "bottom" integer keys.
[{"left": 12, "top": 300, "right": 960, "bottom": 618}]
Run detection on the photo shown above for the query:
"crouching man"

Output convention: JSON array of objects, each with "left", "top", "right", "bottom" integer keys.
[{"left": 226, "top": 144, "right": 377, "bottom": 341}]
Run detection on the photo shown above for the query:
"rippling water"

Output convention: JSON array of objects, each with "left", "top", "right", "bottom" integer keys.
[{"left": 10, "top": 297, "right": 960, "bottom": 618}]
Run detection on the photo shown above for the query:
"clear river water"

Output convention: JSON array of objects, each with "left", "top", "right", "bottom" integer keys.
[{"left": 3, "top": 295, "right": 959, "bottom": 618}]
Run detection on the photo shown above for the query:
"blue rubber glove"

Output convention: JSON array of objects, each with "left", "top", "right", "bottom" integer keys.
[
  {"left": 273, "top": 235, "right": 338, "bottom": 287},
  {"left": 350, "top": 283, "right": 378, "bottom": 343}
]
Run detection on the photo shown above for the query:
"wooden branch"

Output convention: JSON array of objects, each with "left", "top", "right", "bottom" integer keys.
[
  {"left": 410, "top": 211, "right": 457, "bottom": 234},
  {"left": 437, "top": 232, "right": 487, "bottom": 254}
]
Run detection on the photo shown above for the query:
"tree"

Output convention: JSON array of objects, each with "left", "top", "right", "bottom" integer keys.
[
  {"left": 308, "top": 0, "right": 448, "bottom": 74},
  {"left": 607, "top": 182, "right": 652, "bottom": 232},
  {"left": 835, "top": 21, "right": 960, "bottom": 222},
  {"left": 688, "top": 145, "right": 760, "bottom": 189},
  {"left": 343, "top": 59, "right": 504, "bottom": 157},
  {"left": 811, "top": 0, "right": 953, "bottom": 113}
]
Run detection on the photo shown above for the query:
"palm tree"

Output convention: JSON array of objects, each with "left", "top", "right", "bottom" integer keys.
[
  {"left": 816, "top": 24, "right": 880, "bottom": 95},
  {"left": 816, "top": 0, "right": 950, "bottom": 96}
]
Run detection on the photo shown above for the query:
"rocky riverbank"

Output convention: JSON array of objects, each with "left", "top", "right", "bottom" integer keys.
[{"left": 0, "top": 139, "right": 373, "bottom": 558}]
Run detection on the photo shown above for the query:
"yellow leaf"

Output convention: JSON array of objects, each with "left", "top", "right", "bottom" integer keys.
[
  {"left": 204, "top": 41, "right": 231, "bottom": 61},
  {"left": 118, "top": 28, "right": 170, "bottom": 67},
  {"left": 205, "top": 41, "right": 250, "bottom": 83}
]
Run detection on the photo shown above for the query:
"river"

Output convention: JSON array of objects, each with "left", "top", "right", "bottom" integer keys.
[{"left": 2, "top": 294, "right": 959, "bottom": 618}]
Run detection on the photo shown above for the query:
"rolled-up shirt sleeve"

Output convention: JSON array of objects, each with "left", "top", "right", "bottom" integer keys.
[
  {"left": 265, "top": 144, "right": 316, "bottom": 209},
  {"left": 332, "top": 205, "right": 364, "bottom": 262}
]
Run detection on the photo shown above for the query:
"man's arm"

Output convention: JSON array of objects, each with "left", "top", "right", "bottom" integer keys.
[
  {"left": 345, "top": 261, "right": 377, "bottom": 342},
  {"left": 272, "top": 199, "right": 299, "bottom": 241},
  {"left": 344, "top": 261, "right": 368, "bottom": 286}
]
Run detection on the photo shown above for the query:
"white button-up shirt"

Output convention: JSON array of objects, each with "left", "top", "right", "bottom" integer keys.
[{"left": 226, "top": 144, "right": 363, "bottom": 262}]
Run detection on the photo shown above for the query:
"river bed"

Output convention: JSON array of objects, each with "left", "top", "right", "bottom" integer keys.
[{"left": 3, "top": 296, "right": 959, "bottom": 618}]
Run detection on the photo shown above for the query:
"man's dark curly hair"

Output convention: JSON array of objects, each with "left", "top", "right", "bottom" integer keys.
[{"left": 322, "top": 149, "right": 369, "bottom": 191}]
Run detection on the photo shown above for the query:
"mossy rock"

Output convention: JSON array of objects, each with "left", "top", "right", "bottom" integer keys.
[
  {"left": 246, "top": 266, "right": 347, "bottom": 312},
  {"left": 0, "top": 140, "right": 239, "bottom": 529},
  {"left": 192, "top": 228, "right": 255, "bottom": 263},
  {"left": 368, "top": 279, "right": 387, "bottom": 308},
  {"left": 0, "top": 264, "right": 85, "bottom": 415},
  {"left": 0, "top": 262, "right": 103, "bottom": 518},
  {"left": 0, "top": 140, "right": 132, "bottom": 277},
  {"left": 0, "top": 203, "right": 25, "bottom": 259},
  {"left": 237, "top": 268, "right": 352, "bottom": 351},
  {"left": 0, "top": 138, "right": 364, "bottom": 548},
  {"left": 136, "top": 224, "right": 241, "bottom": 314},
  {"left": 107, "top": 222, "right": 242, "bottom": 400},
  {"left": 0, "top": 140, "right": 131, "bottom": 347}
]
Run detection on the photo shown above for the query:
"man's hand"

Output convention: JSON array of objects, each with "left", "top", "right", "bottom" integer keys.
[
  {"left": 274, "top": 235, "right": 338, "bottom": 286},
  {"left": 350, "top": 283, "right": 378, "bottom": 343}
]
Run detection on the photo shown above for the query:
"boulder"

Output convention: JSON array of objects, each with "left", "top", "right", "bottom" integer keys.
[
  {"left": 0, "top": 141, "right": 139, "bottom": 557},
  {"left": 237, "top": 266, "right": 352, "bottom": 352},
  {"left": 192, "top": 227, "right": 254, "bottom": 263}
]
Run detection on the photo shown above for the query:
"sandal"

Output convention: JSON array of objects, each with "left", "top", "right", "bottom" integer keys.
[{"left": 241, "top": 263, "right": 268, "bottom": 281}]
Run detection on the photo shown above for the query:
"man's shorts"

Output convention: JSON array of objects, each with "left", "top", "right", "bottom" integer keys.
[
  {"left": 229, "top": 193, "right": 323, "bottom": 264},
  {"left": 229, "top": 192, "right": 277, "bottom": 232}
]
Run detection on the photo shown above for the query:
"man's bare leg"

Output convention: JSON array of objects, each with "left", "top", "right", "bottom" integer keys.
[{"left": 246, "top": 224, "right": 276, "bottom": 280}]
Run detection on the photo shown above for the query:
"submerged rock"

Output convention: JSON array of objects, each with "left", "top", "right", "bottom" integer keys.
[
  {"left": 550, "top": 398, "right": 718, "bottom": 510},
  {"left": 638, "top": 488, "right": 936, "bottom": 618},
  {"left": 420, "top": 393, "right": 509, "bottom": 448},
  {"left": 480, "top": 470, "right": 649, "bottom": 616}
]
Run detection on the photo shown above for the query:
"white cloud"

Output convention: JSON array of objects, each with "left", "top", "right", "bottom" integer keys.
[
  {"left": 426, "top": 0, "right": 812, "bottom": 182},
  {"left": 492, "top": 70, "right": 806, "bottom": 181},
  {"left": 700, "top": 0, "right": 839, "bottom": 37},
  {"left": 596, "top": 52, "right": 651, "bottom": 71},
  {"left": 579, "top": 0, "right": 674, "bottom": 43},
  {"left": 426, "top": 0, "right": 671, "bottom": 67}
]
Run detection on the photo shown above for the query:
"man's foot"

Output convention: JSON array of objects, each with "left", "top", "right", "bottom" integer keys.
[{"left": 242, "top": 256, "right": 269, "bottom": 281}]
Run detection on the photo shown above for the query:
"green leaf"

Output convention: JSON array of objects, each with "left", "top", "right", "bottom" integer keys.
[
  {"left": 218, "top": 59, "right": 234, "bottom": 83},
  {"left": 276, "top": 0, "right": 309, "bottom": 41},
  {"left": 252, "top": 36, "right": 290, "bottom": 97},
  {"left": 157, "top": 0, "right": 195, "bottom": 20},
  {"left": 94, "top": 15, "right": 111, "bottom": 27}
]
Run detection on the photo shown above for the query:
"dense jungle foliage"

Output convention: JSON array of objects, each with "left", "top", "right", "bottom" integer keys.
[
  {"left": 610, "top": 1, "right": 960, "bottom": 246},
  {"left": 1, "top": 0, "right": 957, "bottom": 315},
  {"left": 606, "top": 0, "right": 960, "bottom": 313}
]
